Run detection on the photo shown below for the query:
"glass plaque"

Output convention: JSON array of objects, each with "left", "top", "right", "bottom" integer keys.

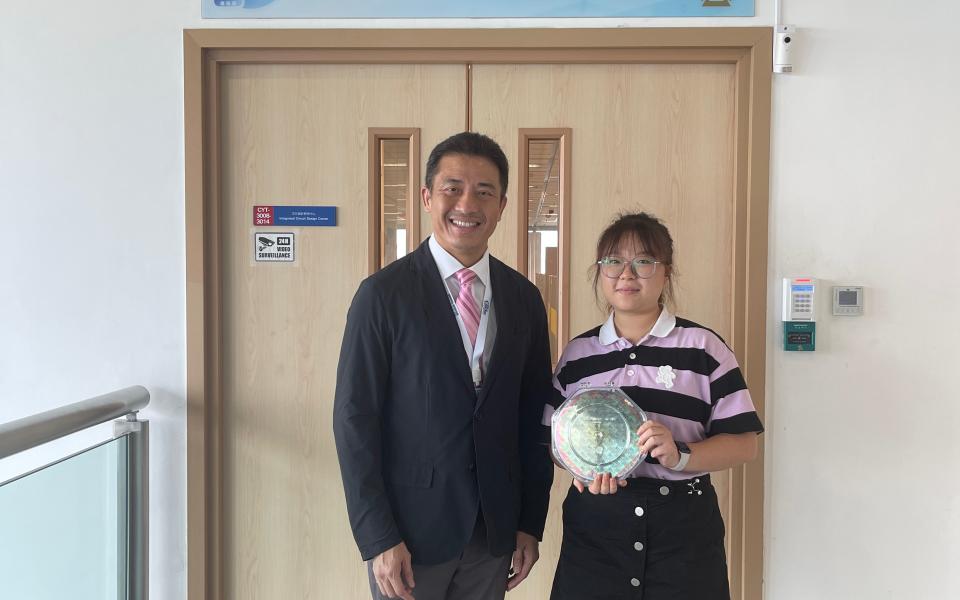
[{"left": 551, "top": 386, "right": 647, "bottom": 482}]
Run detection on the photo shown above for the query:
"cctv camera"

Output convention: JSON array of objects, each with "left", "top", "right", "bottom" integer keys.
[{"left": 774, "top": 25, "right": 796, "bottom": 74}]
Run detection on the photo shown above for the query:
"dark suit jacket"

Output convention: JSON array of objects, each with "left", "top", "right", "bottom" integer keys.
[{"left": 333, "top": 240, "right": 554, "bottom": 565}]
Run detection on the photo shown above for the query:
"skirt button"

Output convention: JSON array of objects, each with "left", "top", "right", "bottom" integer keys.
[
  {"left": 630, "top": 578, "right": 640, "bottom": 587},
  {"left": 659, "top": 485, "right": 670, "bottom": 496},
  {"left": 634, "top": 506, "right": 644, "bottom": 517}
]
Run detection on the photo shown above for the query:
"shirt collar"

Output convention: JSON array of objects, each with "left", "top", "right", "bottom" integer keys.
[
  {"left": 598, "top": 307, "right": 677, "bottom": 346},
  {"left": 428, "top": 234, "right": 491, "bottom": 288}
]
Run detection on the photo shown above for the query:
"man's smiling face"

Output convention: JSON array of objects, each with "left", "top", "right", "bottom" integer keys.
[{"left": 421, "top": 153, "right": 507, "bottom": 267}]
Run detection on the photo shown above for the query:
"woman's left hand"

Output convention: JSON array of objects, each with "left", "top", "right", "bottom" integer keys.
[
  {"left": 573, "top": 472, "right": 628, "bottom": 495},
  {"left": 637, "top": 420, "right": 679, "bottom": 468}
]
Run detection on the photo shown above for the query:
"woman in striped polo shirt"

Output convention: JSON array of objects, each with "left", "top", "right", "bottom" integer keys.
[{"left": 547, "top": 212, "right": 764, "bottom": 600}]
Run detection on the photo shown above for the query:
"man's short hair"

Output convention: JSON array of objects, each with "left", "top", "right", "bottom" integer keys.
[{"left": 424, "top": 132, "right": 509, "bottom": 195}]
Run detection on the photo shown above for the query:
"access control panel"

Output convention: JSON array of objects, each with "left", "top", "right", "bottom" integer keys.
[
  {"left": 782, "top": 278, "right": 815, "bottom": 321},
  {"left": 783, "top": 277, "right": 816, "bottom": 351}
]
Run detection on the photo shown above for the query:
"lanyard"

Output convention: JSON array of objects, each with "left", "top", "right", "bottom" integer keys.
[{"left": 445, "top": 276, "right": 493, "bottom": 388}]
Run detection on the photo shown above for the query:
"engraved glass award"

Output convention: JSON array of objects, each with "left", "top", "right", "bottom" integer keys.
[{"left": 551, "top": 386, "right": 647, "bottom": 482}]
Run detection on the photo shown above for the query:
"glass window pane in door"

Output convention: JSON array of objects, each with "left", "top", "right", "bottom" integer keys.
[
  {"left": 380, "top": 139, "right": 410, "bottom": 266},
  {"left": 527, "top": 139, "right": 561, "bottom": 360}
]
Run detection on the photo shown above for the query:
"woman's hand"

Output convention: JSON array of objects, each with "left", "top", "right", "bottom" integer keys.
[
  {"left": 637, "top": 420, "right": 680, "bottom": 469},
  {"left": 573, "top": 472, "right": 628, "bottom": 495}
]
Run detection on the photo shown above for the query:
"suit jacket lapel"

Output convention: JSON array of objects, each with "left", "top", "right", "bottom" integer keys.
[{"left": 412, "top": 241, "right": 475, "bottom": 394}]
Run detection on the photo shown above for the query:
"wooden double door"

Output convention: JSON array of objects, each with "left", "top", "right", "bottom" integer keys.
[{"left": 187, "top": 29, "right": 771, "bottom": 600}]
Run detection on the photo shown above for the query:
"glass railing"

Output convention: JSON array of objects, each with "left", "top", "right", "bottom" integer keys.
[{"left": 0, "top": 387, "right": 149, "bottom": 600}]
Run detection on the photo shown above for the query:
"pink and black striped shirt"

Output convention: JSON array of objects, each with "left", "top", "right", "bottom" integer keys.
[{"left": 543, "top": 309, "right": 763, "bottom": 481}]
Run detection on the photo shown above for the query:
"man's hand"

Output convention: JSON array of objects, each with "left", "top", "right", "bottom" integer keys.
[
  {"left": 506, "top": 531, "right": 539, "bottom": 591},
  {"left": 372, "top": 542, "right": 415, "bottom": 600}
]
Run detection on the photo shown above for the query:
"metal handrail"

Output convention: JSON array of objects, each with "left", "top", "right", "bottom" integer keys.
[{"left": 0, "top": 385, "right": 150, "bottom": 460}]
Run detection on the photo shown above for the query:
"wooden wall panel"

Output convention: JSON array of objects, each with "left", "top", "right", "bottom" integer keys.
[
  {"left": 472, "top": 62, "right": 737, "bottom": 599},
  {"left": 219, "top": 63, "right": 464, "bottom": 599}
]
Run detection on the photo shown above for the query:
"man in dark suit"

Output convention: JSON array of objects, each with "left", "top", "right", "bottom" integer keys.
[{"left": 334, "top": 132, "right": 554, "bottom": 600}]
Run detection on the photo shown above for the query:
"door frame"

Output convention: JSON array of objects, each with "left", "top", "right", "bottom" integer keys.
[{"left": 184, "top": 27, "right": 772, "bottom": 600}]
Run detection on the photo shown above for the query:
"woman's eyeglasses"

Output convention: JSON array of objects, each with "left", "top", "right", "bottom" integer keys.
[{"left": 597, "top": 256, "right": 662, "bottom": 279}]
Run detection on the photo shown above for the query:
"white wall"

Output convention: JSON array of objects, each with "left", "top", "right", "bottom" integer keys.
[
  {"left": 767, "top": 3, "right": 960, "bottom": 598},
  {"left": 1, "top": 1, "right": 957, "bottom": 598}
]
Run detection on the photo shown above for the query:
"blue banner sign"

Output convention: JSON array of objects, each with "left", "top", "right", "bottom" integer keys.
[
  {"left": 254, "top": 205, "right": 337, "bottom": 227},
  {"left": 204, "top": 1, "right": 754, "bottom": 19}
]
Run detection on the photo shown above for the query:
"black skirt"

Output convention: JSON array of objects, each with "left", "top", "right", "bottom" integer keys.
[{"left": 550, "top": 474, "right": 729, "bottom": 600}]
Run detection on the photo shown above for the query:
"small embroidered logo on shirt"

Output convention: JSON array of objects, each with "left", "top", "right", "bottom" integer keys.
[{"left": 656, "top": 365, "right": 676, "bottom": 389}]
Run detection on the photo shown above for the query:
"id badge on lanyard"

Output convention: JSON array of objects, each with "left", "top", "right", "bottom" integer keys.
[{"left": 447, "top": 281, "right": 492, "bottom": 389}]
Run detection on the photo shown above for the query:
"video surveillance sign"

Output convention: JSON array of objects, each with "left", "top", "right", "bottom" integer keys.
[
  {"left": 254, "top": 232, "right": 295, "bottom": 262},
  {"left": 203, "top": 0, "right": 753, "bottom": 18}
]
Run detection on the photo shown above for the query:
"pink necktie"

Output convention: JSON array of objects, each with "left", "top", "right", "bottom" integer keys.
[{"left": 454, "top": 268, "right": 481, "bottom": 348}]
